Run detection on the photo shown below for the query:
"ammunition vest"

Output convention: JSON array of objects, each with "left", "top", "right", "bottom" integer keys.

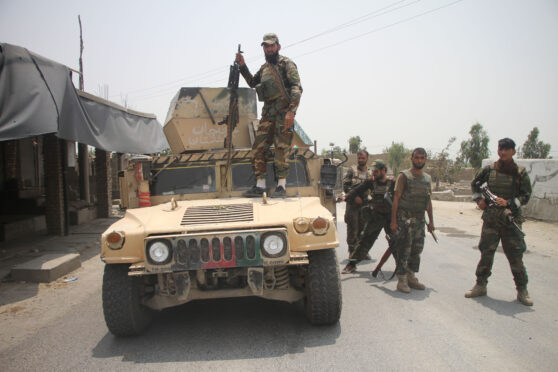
[
  {"left": 368, "top": 178, "right": 393, "bottom": 213},
  {"left": 255, "top": 63, "right": 285, "bottom": 102},
  {"left": 350, "top": 165, "right": 371, "bottom": 187},
  {"left": 487, "top": 164, "right": 523, "bottom": 200},
  {"left": 398, "top": 169, "right": 431, "bottom": 213}
]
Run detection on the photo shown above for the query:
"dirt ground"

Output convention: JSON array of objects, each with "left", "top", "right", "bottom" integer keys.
[{"left": 0, "top": 200, "right": 556, "bottom": 352}]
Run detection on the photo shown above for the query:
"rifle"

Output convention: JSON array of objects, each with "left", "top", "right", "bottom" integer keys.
[
  {"left": 478, "top": 182, "right": 525, "bottom": 236},
  {"left": 371, "top": 220, "right": 408, "bottom": 279},
  {"left": 219, "top": 44, "right": 242, "bottom": 187}
]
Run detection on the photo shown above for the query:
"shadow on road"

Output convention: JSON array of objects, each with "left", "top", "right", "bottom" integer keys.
[
  {"left": 92, "top": 296, "right": 341, "bottom": 363},
  {"left": 467, "top": 296, "right": 535, "bottom": 318}
]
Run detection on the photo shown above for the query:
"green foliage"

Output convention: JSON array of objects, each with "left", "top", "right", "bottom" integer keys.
[
  {"left": 383, "top": 142, "right": 410, "bottom": 176},
  {"left": 458, "top": 123, "right": 490, "bottom": 169},
  {"left": 431, "top": 137, "right": 459, "bottom": 189},
  {"left": 348, "top": 136, "right": 362, "bottom": 154},
  {"left": 321, "top": 143, "right": 347, "bottom": 160},
  {"left": 520, "top": 127, "right": 551, "bottom": 159}
]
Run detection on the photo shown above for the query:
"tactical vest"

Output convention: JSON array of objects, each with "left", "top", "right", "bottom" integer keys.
[
  {"left": 255, "top": 63, "right": 285, "bottom": 102},
  {"left": 369, "top": 179, "right": 393, "bottom": 213},
  {"left": 350, "top": 165, "right": 371, "bottom": 186},
  {"left": 487, "top": 164, "right": 523, "bottom": 200},
  {"left": 398, "top": 170, "right": 431, "bottom": 213}
]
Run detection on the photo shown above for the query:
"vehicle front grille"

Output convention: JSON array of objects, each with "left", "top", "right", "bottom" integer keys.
[
  {"left": 171, "top": 232, "right": 262, "bottom": 270},
  {"left": 181, "top": 203, "right": 254, "bottom": 226}
]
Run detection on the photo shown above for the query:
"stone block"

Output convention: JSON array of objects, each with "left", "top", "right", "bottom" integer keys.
[{"left": 11, "top": 253, "right": 81, "bottom": 283}]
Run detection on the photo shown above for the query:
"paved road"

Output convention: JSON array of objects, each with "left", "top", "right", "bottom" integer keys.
[{"left": 1, "top": 204, "right": 557, "bottom": 371}]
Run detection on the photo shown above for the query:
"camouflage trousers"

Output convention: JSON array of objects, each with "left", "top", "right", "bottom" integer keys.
[
  {"left": 344, "top": 203, "right": 362, "bottom": 253},
  {"left": 393, "top": 211, "right": 426, "bottom": 275},
  {"left": 252, "top": 100, "right": 293, "bottom": 179},
  {"left": 349, "top": 208, "right": 391, "bottom": 263},
  {"left": 474, "top": 219, "right": 528, "bottom": 289}
]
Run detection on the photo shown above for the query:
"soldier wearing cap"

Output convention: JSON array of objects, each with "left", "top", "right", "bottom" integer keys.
[
  {"left": 465, "top": 138, "right": 533, "bottom": 306},
  {"left": 342, "top": 159, "right": 394, "bottom": 274},
  {"left": 236, "top": 33, "right": 303, "bottom": 198}
]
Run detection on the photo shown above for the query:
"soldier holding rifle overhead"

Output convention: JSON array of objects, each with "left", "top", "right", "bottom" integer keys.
[{"left": 236, "top": 33, "right": 302, "bottom": 198}]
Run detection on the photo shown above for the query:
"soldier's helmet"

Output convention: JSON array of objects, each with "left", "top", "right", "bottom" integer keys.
[{"left": 261, "top": 33, "right": 279, "bottom": 46}]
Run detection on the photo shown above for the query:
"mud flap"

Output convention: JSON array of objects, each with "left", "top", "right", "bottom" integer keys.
[
  {"left": 173, "top": 272, "right": 191, "bottom": 301},
  {"left": 247, "top": 268, "right": 264, "bottom": 295}
]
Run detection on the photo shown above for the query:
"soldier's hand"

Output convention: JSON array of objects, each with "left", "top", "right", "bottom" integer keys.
[
  {"left": 477, "top": 199, "right": 487, "bottom": 210},
  {"left": 495, "top": 197, "right": 508, "bottom": 207},
  {"left": 284, "top": 111, "right": 295, "bottom": 129},
  {"left": 354, "top": 196, "right": 363, "bottom": 206},
  {"left": 427, "top": 222, "right": 435, "bottom": 232},
  {"left": 235, "top": 52, "right": 245, "bottom": 66},
  {"left": 390, "top": 220, "right": 398, "bottom": 232}
]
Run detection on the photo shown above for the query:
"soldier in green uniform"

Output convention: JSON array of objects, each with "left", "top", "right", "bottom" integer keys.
[
  {"left": 465, "top": 138, "right": 533, "bottom": 306},
  {"left": 340, "top": 150, "right": 372, "bottom": 255},
  {"left": 236, "top": 33, "right": 303, "bottom": 198},
  {"left": 390, "top": 148, "right": 434, "bottom": 293},
  {"left": 342, "top": 159, "right": 394, "bottom": 274}
]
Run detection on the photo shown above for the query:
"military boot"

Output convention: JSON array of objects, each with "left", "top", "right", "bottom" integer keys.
[
  {"left": 396, "top": 274, "right": 411, "bottom": 293},
  {"left": 464, "top": 283, "right": 487, "bottom": 298},
  {"left": 407, "top": 272, "right": 425, "bottom": 290},
  {"left": 517, "top": 288, "right": 533, "bottom": 306}
]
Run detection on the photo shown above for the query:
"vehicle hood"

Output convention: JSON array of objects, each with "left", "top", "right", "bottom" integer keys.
[{"left": 121, "top": 196, "right": 333, "bottom": 234}]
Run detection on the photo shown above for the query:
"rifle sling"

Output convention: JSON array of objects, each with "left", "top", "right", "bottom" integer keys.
[{"left": 266, "top": 62, "right": 291, "bottom": 104}]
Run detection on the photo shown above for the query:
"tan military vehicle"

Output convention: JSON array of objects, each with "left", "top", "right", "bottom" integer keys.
[{"left": 101, "top": 87, "right": 342, "bottom": 336}]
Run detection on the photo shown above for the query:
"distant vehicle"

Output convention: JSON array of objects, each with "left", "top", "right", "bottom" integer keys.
[{"left": 100, "top": 87, "right": 342, "bottom": 336}]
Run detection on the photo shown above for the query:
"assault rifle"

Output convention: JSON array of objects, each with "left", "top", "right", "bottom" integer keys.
[
  {"left": 478, "top": 182, "right": 525, "bottom": 236},
  {"left": 219, "top": 44, "right": 242, "bottom": 186}
]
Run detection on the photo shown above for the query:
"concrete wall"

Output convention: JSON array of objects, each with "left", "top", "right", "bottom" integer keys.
[{"left": 482, "top": 158, "right": 558, "bottom": 221}]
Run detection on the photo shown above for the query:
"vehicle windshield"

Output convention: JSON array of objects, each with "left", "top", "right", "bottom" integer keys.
[
  {"left": 150, "top": 165, "right": 216, "bottom": 195},
  {"left": 232, "top": 160, "right": 309, "bottom": 190}
]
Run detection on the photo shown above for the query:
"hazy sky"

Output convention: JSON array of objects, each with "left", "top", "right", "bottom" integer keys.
[{"left": 2, "top": 0, "right": 557, "bottom": 158}]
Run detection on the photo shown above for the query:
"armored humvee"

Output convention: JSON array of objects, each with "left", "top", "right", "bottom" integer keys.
[{"left": 101, "top": 87, "right": 342, "bottom": 336}]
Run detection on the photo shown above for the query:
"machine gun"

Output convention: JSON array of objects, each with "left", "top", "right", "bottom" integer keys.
[
  {"left": 478, "top": 182, "right": 525, "bottom": 236},
  {"left": 219, "top": 44, "right": 242, "bottom": 187}
]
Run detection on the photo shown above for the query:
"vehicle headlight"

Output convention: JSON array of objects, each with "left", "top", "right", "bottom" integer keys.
[
  {"left": 312, "top": 217, "right": 329, "bottom": 235},
  {"left": 260, "top": 232, "right": 287, "bottom": 258},
  {"left": 293, "top": 217, "right": 311, "bottom": 233},
  {"left": 147, "top": 239, "right": 172, "bottom": 264}
]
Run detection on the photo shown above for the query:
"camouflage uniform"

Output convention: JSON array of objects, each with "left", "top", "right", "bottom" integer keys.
[
  {"left": 343, "top": 165, "right": 372, "bottom": 253},
  {"left": 347, "top": 177, "right": 394, "bottom": 263},
  {"left": 393, "top": 169, "right": 432, "bottom": 275},
  {"left": 471, "top": 162, "right": 532, "bottom": 289},
  {"left": 239, "top": 55, "right": 302, "bottom": 179}
]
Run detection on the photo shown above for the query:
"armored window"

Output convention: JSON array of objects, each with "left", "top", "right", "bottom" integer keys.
[
  {"left": 231, "top": 160, "right": 309, "bottom": 190},
  {"left": 150, "top": 166, "right": 217, "bottom": 195}
]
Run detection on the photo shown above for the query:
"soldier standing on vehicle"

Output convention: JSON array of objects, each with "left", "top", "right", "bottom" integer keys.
[
  {"left": 342, "top": 159, "right": 394, "bottom": 274},
  {"left": 340, "top": 150, "right": 372, "bottom": 255},
  {"left": 236, "top": 33, "right": 303, "bottom": 198},
  {"left": 390, "top": 148, "right": 434, "bottom": 293},
  {"left": 465, "top": 138, "right": 533, "bottom": 306}
]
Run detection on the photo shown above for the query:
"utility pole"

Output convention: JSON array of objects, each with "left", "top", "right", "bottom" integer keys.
[{"left": 77, "top": 14, "right": 91, "bottom": 204}]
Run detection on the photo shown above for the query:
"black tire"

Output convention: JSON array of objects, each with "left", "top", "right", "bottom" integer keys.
[
  {"left": 102, "top": 264, "right": 153, "bottom": 336},
  {"left": 305, "top": 248, "right": 342, "bottom": 325}
]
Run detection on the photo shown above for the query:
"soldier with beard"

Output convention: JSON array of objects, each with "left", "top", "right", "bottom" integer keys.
[
  {"left": 236, "top": 33, "right": 302, "bottom": 198},
  {"left": 341, "top": 150, "right": 372, "bottom": 255},
  {"left": 390, "top": 148, "right": 435, "bottom": 293},
  {"left": 465, "top": 138, "right": 533, "bottom": 306}
]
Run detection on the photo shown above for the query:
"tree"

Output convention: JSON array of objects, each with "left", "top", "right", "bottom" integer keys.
[
  {"left": 520, "top": 127, "right": 551, "bottom": 159},
  {"left": 348, "top": 136, "right": 362, "bottom": 154},
  {"left": 383, "top": 142, "right": 410, "bottom": 176},
  {"left": 320, "top": 143, "right": 346, "bottom": 160},
  {"left": 458, "top": 123, "right": 490, "bottom": 169},
  {"left": 431, "top": 137, "right": 456, "bottom": 190}
]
